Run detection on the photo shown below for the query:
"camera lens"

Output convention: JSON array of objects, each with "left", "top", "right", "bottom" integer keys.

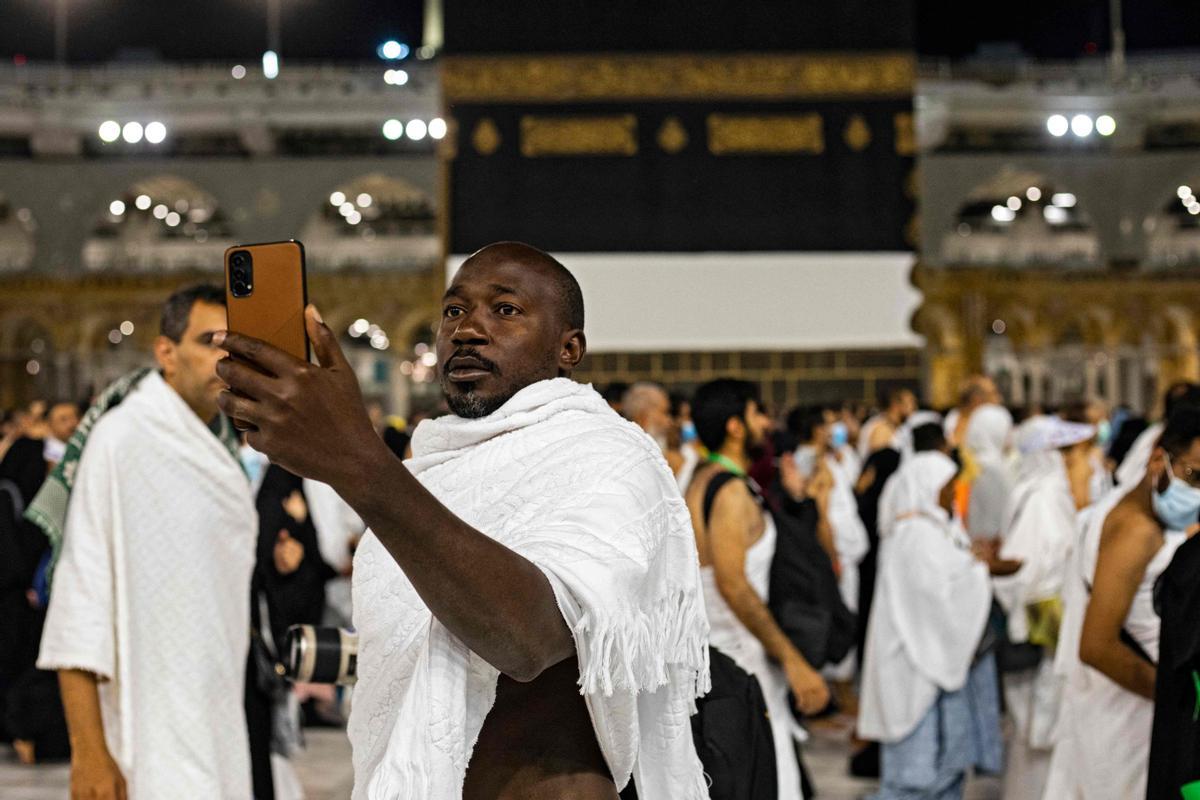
[
  {"left": 232, "top": 267, "right": 247, "bottom": 282},
  {"left": 233, "top": 280, "right": 249, "bottom": 295},
  {"left": 231, "top": 251, "right": 247, "bottom": 269}
]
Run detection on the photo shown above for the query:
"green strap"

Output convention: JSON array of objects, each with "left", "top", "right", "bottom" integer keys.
[
  {"left": 1192, "top": 670, "right": 1200, "bottom": 723},
  {"left": 1180, "top": 779, "right": 1200, "bottom": 800},
  {"left": 706, "top": 452, "right": 747, "bottom": 477}
]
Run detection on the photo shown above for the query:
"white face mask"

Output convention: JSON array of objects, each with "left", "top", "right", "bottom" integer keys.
[
  {"left": 794, "top": 445, "right": 818, "bottom": 479},
  {"left": 1152, "top": 453, "right": 1200, "bottom": 531}
]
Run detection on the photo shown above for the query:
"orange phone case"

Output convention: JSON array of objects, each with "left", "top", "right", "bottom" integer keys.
[{"left": 224, "top": 240, "right": 310, "bottom": 362}]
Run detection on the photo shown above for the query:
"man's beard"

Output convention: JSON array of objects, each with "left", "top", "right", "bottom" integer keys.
[{"left": 444, "top": 384, "right": 513, "bottom": 419}]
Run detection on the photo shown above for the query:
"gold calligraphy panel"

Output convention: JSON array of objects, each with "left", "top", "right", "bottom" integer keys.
[
  {"left": 707, "top": 114, "right": 825, "bottom": 155},
  {"left": 444, "top": 53, "right": 915, "bottom": 103},
  {"left": 519, "top": 115, "right": 638, "bottom": 157}
]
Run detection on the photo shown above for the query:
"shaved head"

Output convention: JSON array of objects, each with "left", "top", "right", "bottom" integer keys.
[
  {"left": 463, "top": 242, "right": 584, "bottom": 332},
  {"left": 438, "top": 242, "right": 588, "bottom": 418}
]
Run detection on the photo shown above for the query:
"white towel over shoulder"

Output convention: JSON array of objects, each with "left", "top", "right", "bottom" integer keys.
[
  {"left": 349, "top": 378, "right": 711, "bottom": 800},
  {"left": 38, "top": 371, "right": 257, "bottom": 799}
]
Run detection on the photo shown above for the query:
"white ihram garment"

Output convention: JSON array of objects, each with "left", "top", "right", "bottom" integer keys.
[
  {"left": 38, "top": 372, "right": 257, "bottom": 799},
  {"left": 858, "top": 452, "right": 992, "bottom": 744},
  {"left": 1044, "top": 486, "right": 1184, "bottom": 800},
  {"left": 701, "top": 511, "right": 805, "bottom": 800},
  {"left": 349, "top": 378, "right": 710, "bottom": 800},
  {"left": 1115, "top": 422, "right": 1163, "bottom": 488},
  {"left": 991, "top": 450, "right": 1077, "bottom": 800}
]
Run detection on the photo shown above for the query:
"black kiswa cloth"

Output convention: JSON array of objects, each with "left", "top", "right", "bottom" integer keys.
[{"left": 1148, "top": 534, "right": 1200, "bottom": 800}]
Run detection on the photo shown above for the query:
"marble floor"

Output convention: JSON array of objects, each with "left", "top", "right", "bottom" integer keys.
[{"left": 2, "top": 717, "right": 1002, "bottom": 800}]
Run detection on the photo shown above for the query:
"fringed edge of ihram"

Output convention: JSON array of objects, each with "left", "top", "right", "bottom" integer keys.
[{"left": 570, "top": 584, "right": 712, "bottom": 707}]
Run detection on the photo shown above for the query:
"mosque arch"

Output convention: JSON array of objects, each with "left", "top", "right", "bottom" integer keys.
[
  {"left": 939, "top": 168, "right": 1099, "bottom": 268},
  {"left": 1145, "top": 179, "right": 1200, "bottom": 270},
  {"left": 83, "top": 175, "right": 234, "bottom": 272},
  {"left": 0, "top": 190, "right": 37, "bottom": 273},
  {"left": 302, "top": 173, "right": 438, "bottom": 271}
]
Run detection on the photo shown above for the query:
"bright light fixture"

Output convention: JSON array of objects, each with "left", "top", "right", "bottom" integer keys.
[
  {"left": 262, "top": 50, "right": 280, "bottom": 80},
  {"left": 382, "top": 119, "right": 404, "bottom": 140},
  {"left": 98, "top": 120, "right": 121, "bottom": 142},
  {"left": 1047, "top": 115, "right": 1069, "bottom": 137},
  {"left": 109, "top": 200, "right": 126, "bottom": 216},
  {"left": 121, "top": 121, "right": 144, "bottom": 144},
  {"left": 406, "top": 119, "right": 427, "bottom": 140},
  {"left": 1096, "top": 115, "right": 1116, "bottom": 136},
  {"left": 145, "top": 121, "right": 167, "bottom": 144},
  {"left": 429, "top": 118, "right": 447, "bottom": 139},
  {"left": 1051, "top": 193, "right": 1077, "bottom": 208},
  {"left": 135, "top": 194, "right": 152, "bottom": 210},
  {"left": 991, "top": 205, "right": 1016, "bottom": 223},
  {"left": 1071, "top": 114, "right": 1093, "bottom": 137},
  {"left": 1026, "top": 187, "right": 1042, "bottom": 202}
]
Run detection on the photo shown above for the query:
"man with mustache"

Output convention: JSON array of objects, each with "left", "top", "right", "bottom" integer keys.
[
  {"left": 36, "top": 285, "right": 257, "bottom": 799},
  {"left": 215, "top": 242, "right": 711, "bottom": 800}
]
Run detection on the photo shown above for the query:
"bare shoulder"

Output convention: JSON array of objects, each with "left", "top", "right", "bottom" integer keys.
[{"left": 1100, "top": 500, "right": 1164, "bottom": 563}]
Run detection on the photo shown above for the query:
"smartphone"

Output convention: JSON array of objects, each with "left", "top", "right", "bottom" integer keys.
[{"left": 224, "top": 240, "right": 310, "bottom": 361}]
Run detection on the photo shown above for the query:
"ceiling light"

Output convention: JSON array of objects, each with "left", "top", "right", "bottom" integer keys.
[
  {"left": 1047, "top": 115, "right": 1068, "bottom": 137},
  {"left": 98, "top": 120, "right": 121, "bottom": 142}
]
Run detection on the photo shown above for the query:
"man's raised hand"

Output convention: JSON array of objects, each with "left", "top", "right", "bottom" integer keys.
[{"left": 214, "top": 305, "right": 390, "bottom": 488}]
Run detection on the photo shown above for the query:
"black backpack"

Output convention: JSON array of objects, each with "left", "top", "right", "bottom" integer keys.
[
  {"left": 703, "top": 471, "right": 856, "bottom": 670},
  {"left": 620, "top": 646, "right": 777, "bottom": 800}
]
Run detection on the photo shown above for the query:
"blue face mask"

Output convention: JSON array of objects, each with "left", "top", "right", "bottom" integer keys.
[
  {"left": 239, "top": 446, "right": 267, "bottom": 486},
  {"left": 681, "top": 420, "right": 698, "bottom": 444},
  {"left": 1096, "top": 420, "right": 1113, "bottom": 449},
  {"left": 830, "top": 421, "right": 849, "bottom": 450},
  {"left": 1151, "top": 453, "right": 1200, "bottom": 531}
]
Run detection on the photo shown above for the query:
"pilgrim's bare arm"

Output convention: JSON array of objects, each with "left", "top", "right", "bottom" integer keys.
[
  {"left": 336, "top": 446, "right": 575, "bottom": 682},
  {"left": 1078, "top": 514, "right": 1160, "bottom": 699},
  {"left": 709, "top": 481, "right": 807, "bottom": 666},
  {"left": 59, "top": 669, "right": 127, "bottom": 799}
]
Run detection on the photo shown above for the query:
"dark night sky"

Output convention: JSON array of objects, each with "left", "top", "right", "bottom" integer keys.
[{"left": 0, "top": 0, "right": 1196, "bottom": 63}]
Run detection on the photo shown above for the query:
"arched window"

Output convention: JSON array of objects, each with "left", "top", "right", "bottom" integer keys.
[
  {"left": 303, "top": 174, "right": 437, "bottom": 271},
  {"left": 940, "top": 170, "right": 1099, "bottom": 268},
  {"left": 0, "top": 192, "right": 36, "bottom": 272},
  {"left": 83, "top": 176, "right": 233, "bottom": 272}
]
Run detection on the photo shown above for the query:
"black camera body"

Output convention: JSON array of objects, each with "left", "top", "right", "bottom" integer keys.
[
  {"left": 284, "top": 625, "right": 357, "bottom": 686},
  {"left": 228, "top": 249, "right": 254, "bottom": 298}
]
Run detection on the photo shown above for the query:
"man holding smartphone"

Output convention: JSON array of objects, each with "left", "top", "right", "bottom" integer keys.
[{"left": 215, "top": 242, "right": 711, "bottom": 800}]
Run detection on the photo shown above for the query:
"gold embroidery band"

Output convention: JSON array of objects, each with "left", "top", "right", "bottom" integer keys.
[
  {"left": 707, "top": 113, "right": 825, "bottom": 155},
  {"left": 520, "top": 115, "right": 638, "bottom": 157},
  {"left": 444, "top": 53, "right": 915, "bottom": 103}
]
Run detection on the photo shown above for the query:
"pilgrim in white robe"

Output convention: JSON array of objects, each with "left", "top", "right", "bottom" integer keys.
[
  {"left": 1044, "top": 486, "right": 1184, "bottom": 800},
  {"left": 349, "top": 378, "right": 710, "bottom": 800},
  {"left": 859, "top": 452, "right": 1000, "bottom": 799},
  {"left": 992, "top": 433, "right": 1088, "bottom": 800},
  {"left": 38, "top": 371, "right": 258, "bottom": 799}
]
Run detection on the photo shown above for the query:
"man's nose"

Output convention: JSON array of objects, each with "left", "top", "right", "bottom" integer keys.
[{"left": 451, "top": 311, "right": 489, "bottom": 345}]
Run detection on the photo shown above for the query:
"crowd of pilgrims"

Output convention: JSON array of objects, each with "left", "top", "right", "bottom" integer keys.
[{"left": 3, "top": 371, "right": 1200, "bottom": 799}]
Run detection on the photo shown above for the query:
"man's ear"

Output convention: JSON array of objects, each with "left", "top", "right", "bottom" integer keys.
[
  {"left": 725, "top": 415, "right": 745, "bottom": 446},
  {"left": 559, "top": 329, "right": 586, "bottom": 373},
  {"left": 154, "top": 335, "right": 177, "bottom": 376}
]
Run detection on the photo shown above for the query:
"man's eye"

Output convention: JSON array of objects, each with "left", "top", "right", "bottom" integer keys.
[
  {"left": 443, "top": 306, "right": 463, "bottom": 318},
  {"left": 497, "top": 304, "right": 519, "bottom": 316}
]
